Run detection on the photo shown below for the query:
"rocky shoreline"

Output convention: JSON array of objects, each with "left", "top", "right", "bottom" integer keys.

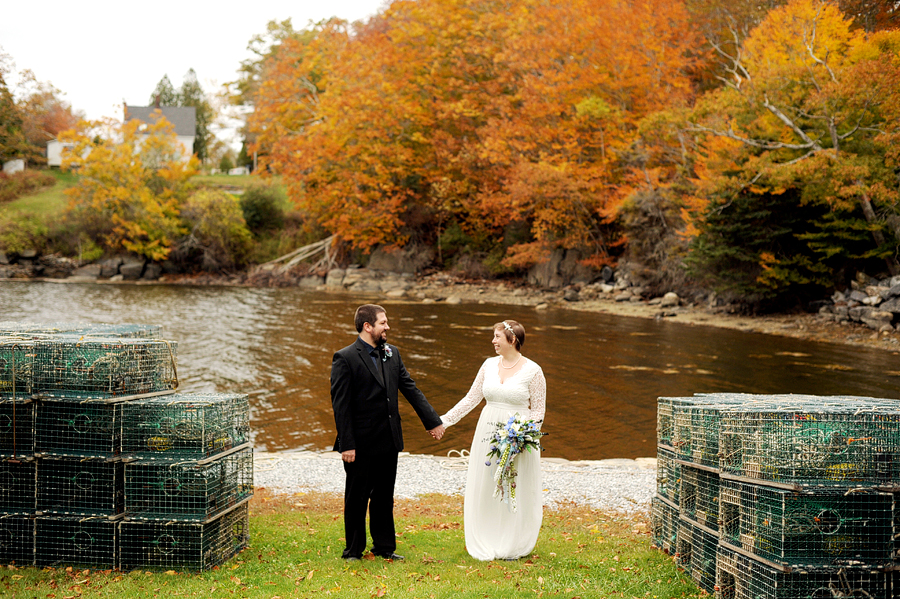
[{"left": 3, "top": 253, "right": 900, "bottom": 354}]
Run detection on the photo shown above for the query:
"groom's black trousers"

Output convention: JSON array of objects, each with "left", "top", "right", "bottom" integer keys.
[{"left": 342, "top": 449, "right": 399, "bottom": 558}]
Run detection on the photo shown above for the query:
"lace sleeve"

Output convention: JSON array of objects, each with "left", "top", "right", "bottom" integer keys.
[
  {"left": 441, "top": 362, "right": 487, "bottom": 427},
  {"left": 529, "top": 367, "right": 547, "bottom": 426}
]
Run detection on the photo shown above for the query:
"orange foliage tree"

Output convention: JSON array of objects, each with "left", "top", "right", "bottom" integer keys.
[{"left": 249, "top": 0, "right": 702, "bottom": 270}]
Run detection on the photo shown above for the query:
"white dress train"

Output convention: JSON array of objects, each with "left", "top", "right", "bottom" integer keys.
[{"left": 441, "top": 356, "right": 547, "bottom": 561}]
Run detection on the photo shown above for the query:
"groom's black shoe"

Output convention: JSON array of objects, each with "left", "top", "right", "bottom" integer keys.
[
  {"left": 343, "top": 556, "right": 361, "bottom": 562},
  {"left": 372, "top": 551, "right": 404, "bottom": 561}
]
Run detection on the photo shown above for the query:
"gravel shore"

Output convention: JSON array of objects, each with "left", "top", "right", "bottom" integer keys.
[{"left": 254, "top": 451, "right": 656, "bottom": 515}]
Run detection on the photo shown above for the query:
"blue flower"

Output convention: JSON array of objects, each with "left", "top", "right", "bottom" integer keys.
[
  {"left": 382, "top": 345, "right": 393, "bottom": 361},
  {"left": 485, "top": 460, "right": 492, "bottom": 466}
]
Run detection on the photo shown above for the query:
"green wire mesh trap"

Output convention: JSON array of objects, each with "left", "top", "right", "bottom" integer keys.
[
  {"left": 676, "top": 518, "right": 718, "bottom": 595},
  {"left": 35, "top": 516, "right": 118, "bottom": 568},
  {"left": 32, "top": 338, "right": 177, "bottom": 399},
  {"left": 0, "top": 322, "right": 163, "bottom": 339},
  {"left": 34, "top": 400, "right": 123, "bottom": 458},
  {"left": 0, "top": 340, "right": 34, "bottom": 399},
  {"left": 0, "top": 516, "right": 33, "bottom": 566},
  {"left": 122, "top": 394, "right": 251, "bottom": 460},
  {"left": 0, "top": 400, "right": 34, "bottom": 458},
  {"left": 119, "top": 503, "right": 249, "bottom": 571},
  {"left": 656, "top": 446, "right": 681, "bottom": 504},
  {"left": 651, "top": 495, "right": 678, "bottom": 554},
  {"left": 36, "top": 458, "right": 124, "bottom": 517},
  {"left": 719, "top": 479, "right": 895, "bottom": 569},
  {"left": 125, "top": 448, "right": 253, "bottom": 522},
  {"left": 715, "top": 544, "right": 893, "bottom": 599},
  {"left": 0, "top": 460, "right": 36, "bottom": 514},
  {"left": 719, "top": 403, "right": 900, "bottom": 487},
  {"left": 680, "top": 465, "right": 720, "bottom": 531}
]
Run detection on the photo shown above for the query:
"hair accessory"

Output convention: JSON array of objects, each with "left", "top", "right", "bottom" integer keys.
[{"left": 503, "top": 321, "right": 514, "bottom": 334}]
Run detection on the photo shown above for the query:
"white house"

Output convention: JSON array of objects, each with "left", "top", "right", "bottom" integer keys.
[
  {"left": 46, "top": 140, "right": 75, "bottom": 167},
  {"left": 123, "top": 104, "right": 196, "bottom": 162}
]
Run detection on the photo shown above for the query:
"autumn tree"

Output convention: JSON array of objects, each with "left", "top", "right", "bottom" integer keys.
[
  {"left": 686, "top": 0, "right": 900, "bottom": 305},
  {"left": 61, "top": 116, "right": 198, "bottom": 260},
  {"left": 15, "top": 71, "right": 82, "bottom": 164},
  {"left": 147, "top": 69, "right": 215, "bottom": 163}
]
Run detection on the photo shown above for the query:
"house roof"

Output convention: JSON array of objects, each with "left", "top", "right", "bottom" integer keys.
[{"left": 124, "top": 105, "right": 196, "bottom": 137}]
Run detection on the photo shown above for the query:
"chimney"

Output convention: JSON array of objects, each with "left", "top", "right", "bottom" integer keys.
[{"left": 155, "top": 94, "right": 161, "bottom": 109}]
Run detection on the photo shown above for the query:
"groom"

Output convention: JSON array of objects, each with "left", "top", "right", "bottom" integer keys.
[{"left": 331, "top": 304, "right": 445, "bottom": 561}]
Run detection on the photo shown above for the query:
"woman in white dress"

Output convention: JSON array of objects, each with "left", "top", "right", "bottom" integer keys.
[{"left": 440, "top": 320, "right": 547, "bottom": 561}]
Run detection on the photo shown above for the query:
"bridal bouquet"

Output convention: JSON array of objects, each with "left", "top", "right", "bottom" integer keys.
[{"left": 485, "top": 414, "right": 546, "bottom": 512}]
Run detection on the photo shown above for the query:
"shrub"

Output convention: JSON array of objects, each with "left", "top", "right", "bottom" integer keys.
[
  {"left": 176, "top": 189, "right": 254, "bottom": 271},
  {"left": 0, "top": 170, "right": 57, "bottom": 204},
  {"left": 239, "top": 184, "right": 285, "bottom": 235},
  {"left": 0, "top": 214, "right": 49, "bottom": 254}
]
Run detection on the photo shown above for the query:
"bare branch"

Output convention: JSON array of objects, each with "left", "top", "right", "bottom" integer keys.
[
  {"left": 762, "top": 95, "right": 823, "bottom": 150},
  {"left": 687, "top": 122, "right": 817, "bottom": 151}
]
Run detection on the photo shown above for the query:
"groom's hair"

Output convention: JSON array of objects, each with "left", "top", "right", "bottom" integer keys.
[{"left": 355, "top": 304, "right": 386, "bottom": 333}]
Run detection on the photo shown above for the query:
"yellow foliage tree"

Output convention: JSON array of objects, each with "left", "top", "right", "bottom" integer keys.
[{"left": 60, "top": 115, "right": 198, "bottom": 261}]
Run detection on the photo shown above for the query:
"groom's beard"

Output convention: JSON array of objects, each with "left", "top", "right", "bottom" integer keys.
[{"left": 376, "top": 331, "right": 388, "bottom": 346}]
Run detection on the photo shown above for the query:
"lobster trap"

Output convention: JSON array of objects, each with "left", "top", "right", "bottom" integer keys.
[
  {"left": 32, "top": 338, "right": 177, "bottom": 399},
  {"left": 0, "top": 459, "right": 36, "bottom": 514},
  {"left": 718, "top": 479, "right": 895, "bottom": 569},
  {"left": 36, "top": 458, "right": 124, "bottom": 517},
  {"left": 0, "top": 322, "right": 163, "bottom": 339},
  {"left": 656, "top": 446, "right": 681, "bottom": 504},
  {"left": 714, "top": 544, "right": 893, "bottom": 599},
  {"left": 680, "top": 465, "right": 721, "bottom": 531},
  {"left": 125, "top": 448, "right": 253, "bottom": 522},
  {"left": 0, "top": 515, "right": 33, "bottom": 565},
  {"left": 677, "top": 518, "right": 718, "bottom": 595},
  {"left": 34, "top": 399, "right": 123, "bottom": 458},
  {"left": 0, "top": 340, "right": 34, "bottom": 399},
  {"left": 35, "top": 516, "right": 118, "bottom": 568},
  {"left": 719, "top": 403, "right": 900, "bottom": 487},
  {"left": 0, "top": 399, "right": 34, "bottom": 457},
  {"left": 651, "top": 495, "right": 678, "bottom": 554},
  {"left": 122, "top": 393, "right": 251, "bottom": 460},
  {"left": 119, "top": 502, "right": 249, "bottom": 571}
]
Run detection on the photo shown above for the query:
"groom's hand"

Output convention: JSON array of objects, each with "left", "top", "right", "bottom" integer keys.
[
  {"left": 428, "top": 424, "right": 445, "bottom": 441},
  {"left": 342, "top": 450, "right": 356, "bottom": 463}
]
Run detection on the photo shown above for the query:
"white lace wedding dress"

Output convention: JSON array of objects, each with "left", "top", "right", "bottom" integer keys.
[{"left": 441, "top": 356, "right": 547, "bottom": 561}]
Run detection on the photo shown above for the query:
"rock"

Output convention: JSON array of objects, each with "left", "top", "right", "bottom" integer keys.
[
  {"left": 648, "top": 297, "right": 662, "bottom": 306},
  {"left": 160, "top": 260, "right": 180, "bottom": 274},
  {"left": 385, "top": 288, "right": 407, "bottom": 298},
  {"left": 629, "top": 295, "right": 642, "bottom": 302},
  {"left": 73, "top": 264, "right": 102, "bottom": 278},
  {"left": 527, "top": 248, "right": 596, "bottom": 288},
  {"left": 848, "top": 306, "right": 872, "bottom": 322},
  {"left": 834, "top": 305, "right": 849, "bottom": 321},
  {"left": 600, "top": 284, "right": 615, "bottom": 294},
  {"left": 535, "top": 303, "right": 549, "bottom": 310},
  {"left": 614, "top": 292, "right": 632, "bottom": 302},
  {"left": 849, "top": 290, "right": 869, "bottom": 303},
  {"left": 818, "top": 305, "right": 834, "bottom": 315},
  {"left": 18, "top": 249, "right": 38, "bottom": 260},
  {"left": 298, "top": 275, "right": 323, "bottom": 288},
  {"left": 325, "top": 268, "right": 345, "bottom": 289},
  {"left": 0, "top": 252, "right": 8, "bottom": 265},
  {"left": 600, "top": 265, "right": 614, "bottom": 283},
  {"left": 659, "top": 292, "right": 680, "bottom": 308},
  {"left": 831, "top": 290, "right": 846, "bottom": 303},
  {"left": 885, "top": 284, "right": 900, "bottom": 300},
  {"left": 562, "top": 288, "right": 579, "bottom": 302},
  {"left": 445, "top": 295, "right": 462, "bottom": 304},
  {"left": 119, "top": 259, "right": 145, "bottom": 280},
  {"left": 862, "top": 310, "right": 894, "bottom": 330},
  {"left": 142, "top": 263, "right": 162, "bottom": 280},
  {"left": 367, "top": 244, "right": 434, "bottom": 274},
  {"left": 347, "top": 278, "right": 382, "bottom": 293},
  {"left": 578, "top": 287, "right": 599, "bottom": 300},
  {"left": 109, "top": 274, "right": 124, "bottom": 282},
  {"left": 862, "top": 295, "right": 882, "bottom": 306},
  {"left": 0, "top": 267, "right": 9, "bottom": 278},
  {"left": 880, "top": 298, "right": 900, "bottom": 313},
  {"left": 99, "top": 257, "right": 124, "bottom": 277}
]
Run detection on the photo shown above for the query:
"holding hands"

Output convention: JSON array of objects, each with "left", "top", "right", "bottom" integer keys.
[{"left": 428, "top": 424, "right": 446, "bottom": 441}]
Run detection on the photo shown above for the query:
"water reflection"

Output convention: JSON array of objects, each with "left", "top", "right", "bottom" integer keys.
[{"left": 2, "top": 281, "right": 898, "bottom": 460}]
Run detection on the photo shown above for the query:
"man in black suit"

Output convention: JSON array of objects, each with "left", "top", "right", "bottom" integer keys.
[{"left": 331, "top": 304, "right": 445, "bottom": 561}]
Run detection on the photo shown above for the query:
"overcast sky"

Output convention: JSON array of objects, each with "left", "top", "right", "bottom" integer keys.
[{"left": 1, "top": 0, "right": 387, "bottom": 123}]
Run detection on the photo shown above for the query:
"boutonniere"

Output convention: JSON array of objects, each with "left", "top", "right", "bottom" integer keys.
[{"left": 382, "top": 345, "right": 393, "bottom": 361}]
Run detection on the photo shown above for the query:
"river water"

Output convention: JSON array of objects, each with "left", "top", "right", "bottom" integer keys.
[{"left": 2, "top": 281, "right": 898, "bottom": 460}]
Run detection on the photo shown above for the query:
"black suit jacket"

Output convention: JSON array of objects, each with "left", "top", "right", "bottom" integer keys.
[{"left": 331, "top": 337, "right": 442, "bottom": 455}]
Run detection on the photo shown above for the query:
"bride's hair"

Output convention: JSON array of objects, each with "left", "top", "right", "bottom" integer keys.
[{"left": 494, "top": 320, "right": 525, "bottom": 351}]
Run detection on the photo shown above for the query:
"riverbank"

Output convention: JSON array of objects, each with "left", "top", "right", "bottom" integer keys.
[{"left": 6, "top": 268, "right": 900, "bottom": 354}]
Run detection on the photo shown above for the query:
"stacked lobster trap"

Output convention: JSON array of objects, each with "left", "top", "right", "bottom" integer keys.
[
  {"left": 652, "top": 393, "right": 900, "bottom": 598},
  {"left": 0, "top": 322, "right": 252, "bottom": 570}
]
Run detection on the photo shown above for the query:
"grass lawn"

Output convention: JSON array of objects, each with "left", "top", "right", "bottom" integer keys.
[
  {"left": 1, "top": 490, "right": 700, "bottom": 599},
  {"left": 0, "top": 170, "right": 77, "bottom": 219},
  {"left": 193, "top": 174, "right": 283, "bottom": 190}
]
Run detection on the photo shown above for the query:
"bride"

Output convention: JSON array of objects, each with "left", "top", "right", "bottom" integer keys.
[{"left": 440, "top": 320, "right": 547, "bottom": 560}]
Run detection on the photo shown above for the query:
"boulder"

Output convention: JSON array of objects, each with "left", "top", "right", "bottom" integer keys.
[
  {"left": 614, "top": 292, "right": 632, "bottom": 302},
  {"left": 600, "top": 265, "right": 614, "bottom": 283},
  {"left": 142, "top": 263, "right": 163, "bottom": 280},
  {"left": 298, "top": 275, "right": 324, "bottom": 288},
  {"left": 880, "top": 297, "right": 900, "bottom": 313},
  {"left": 119, "top": 259, "right": 146, "bottom": 280},
  {"left": 659, "top": 292, "right": 680, "bottom": 308},
  {"left": 73, "top": 264, "right": 102, "bottom": 278},
  {"left": 861, "top": 310, "right": 894, "bottom": 330},
  {"left": 563, "top": 288, "right": 580, "bottom": 302},
  {"left": 445, "top": 295, "right": 462, "bottom": 304},
  {"left": 0, "top": 267, "right": 9, "bottom": 278},
  {"left": 367, "top": 244, "right": 434, "bottom": 274},
  {"left": 885, "top": 284, "right": 900, "bottom": 300},
  {"left": 326, "top": 268, "right": 345, "bottom": 289},
  {"left": 18, "top": 249, "right": 38, "bottom": 260},
  {"left": 849, "top": 290, "right": 869, "bottom": 303},
  {"left": 0, "top": 252, "right": 8, "bottom": 265},
  {"left": 527, "top": 248, "right": 596, "bottom": 288},
  {"left": 848, "top": 306, "right": 872, "bottom": 322},
  {"left": 99, "top": 257, "right": 124, "bottom": 278}
]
